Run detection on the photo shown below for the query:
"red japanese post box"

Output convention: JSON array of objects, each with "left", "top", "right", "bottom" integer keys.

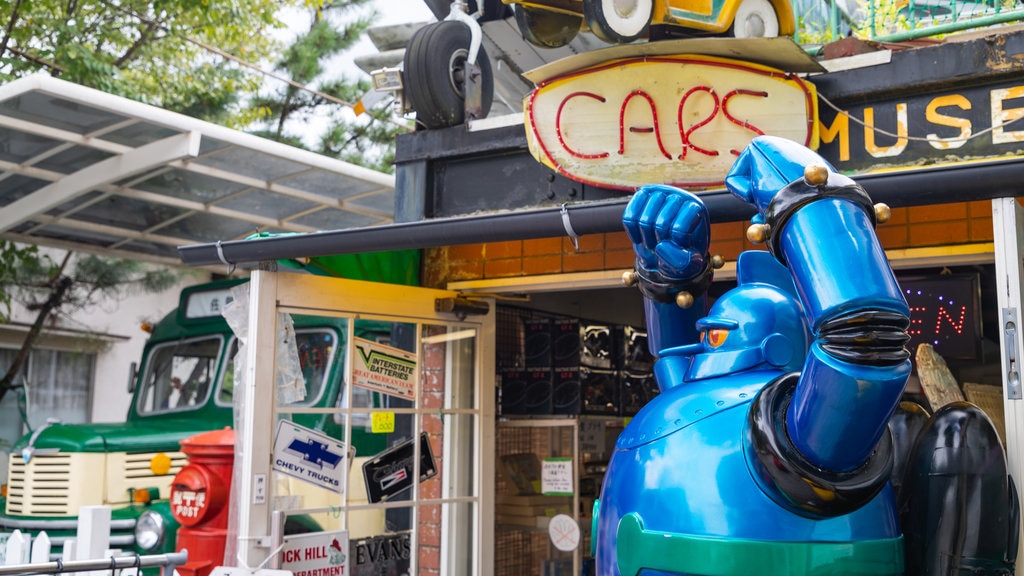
[{"left": 171, "top": 428, "right": 235, "bottom": 576}]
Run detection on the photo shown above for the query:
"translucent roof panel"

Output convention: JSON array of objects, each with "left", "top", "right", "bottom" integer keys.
[{"left": 0, "top": 75, "right": 397, "bottom": 268}]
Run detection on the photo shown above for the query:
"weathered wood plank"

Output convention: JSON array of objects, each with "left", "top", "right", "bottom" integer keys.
[{"left": 915, "top": 343, "right": 965, "bottom": 412}]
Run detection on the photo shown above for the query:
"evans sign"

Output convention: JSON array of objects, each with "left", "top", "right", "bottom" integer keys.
[{"left": 524, "top": 54, "right": 817, "bottom": 190}]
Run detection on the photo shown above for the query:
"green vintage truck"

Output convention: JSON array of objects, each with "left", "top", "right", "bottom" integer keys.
[{"left": 0, "top": 252, "right": 417, "bottom": 562}]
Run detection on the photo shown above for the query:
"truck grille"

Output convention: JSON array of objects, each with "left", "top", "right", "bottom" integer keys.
[
  {"left": 5, "top": 451, "right": 187, "bottom": 517},
  {"left": 123, "top": 452, "right": 188, "bottom": 479},
  {"left": 6, "top": 453, "right": 74, "bottom": 515}
]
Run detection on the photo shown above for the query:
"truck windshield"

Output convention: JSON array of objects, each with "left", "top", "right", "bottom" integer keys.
[
  {"left": 217, "top": 329, "right": 337, "bottom": 407},
  {"left": 137, "top": 336, "right": 223, "bottom": 415}
]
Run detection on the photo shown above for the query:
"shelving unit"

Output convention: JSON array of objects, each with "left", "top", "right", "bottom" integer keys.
[{"left": 494, "top": 415, "right": 624, "bottom": 576}]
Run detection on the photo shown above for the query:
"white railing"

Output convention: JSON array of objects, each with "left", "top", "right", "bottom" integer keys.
[{"left": 0, "top": 506, "right": 186, "bottom": 576}]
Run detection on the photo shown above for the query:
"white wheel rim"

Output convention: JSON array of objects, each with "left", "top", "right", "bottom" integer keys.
[
  {"left": 601, "top": 0, "right": 652, "bottom": 37},
  {"left": 733, "top": 0, "right": 779, "bottom": 37}
]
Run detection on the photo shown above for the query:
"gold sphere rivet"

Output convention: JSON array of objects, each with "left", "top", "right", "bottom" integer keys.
[
  {"left": 746, "top": 223, "right": 769, "bottom": 244},
  {"left": 622, "top": 270, "right": 637, "bottom": 287},
  {"left": 804, "top": 164, "right": 829, "bottom": 186},
  {"left": 676, "top": 291, "right": 694, "bottom": 309},
  {"left": 874, "top": 203, "right": 891, "bottom": 224},
  {"left": 711, "top": 254, "right": 725, "bottom": 269}
]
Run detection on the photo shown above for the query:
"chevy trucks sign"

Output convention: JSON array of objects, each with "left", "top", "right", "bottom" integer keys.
[{"left": 524, "top": 54, "right": 817, "bottom": 190}]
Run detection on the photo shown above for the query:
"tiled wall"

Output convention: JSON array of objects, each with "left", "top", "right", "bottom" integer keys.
[{"left": 422, "top": 200, "right": 996, "bottom": 288}]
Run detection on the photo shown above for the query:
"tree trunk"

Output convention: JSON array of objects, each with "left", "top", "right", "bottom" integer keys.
[{"left": 0, "top": 253, "right": 72, "bottom": 406}]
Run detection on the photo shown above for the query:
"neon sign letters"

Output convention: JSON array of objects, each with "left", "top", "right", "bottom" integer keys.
[
  {"left": 901, "top": 274, "right": 981, "bottom": 360},
  {"left": 524, "top": 55, "right": 817, "bottom": 190}
]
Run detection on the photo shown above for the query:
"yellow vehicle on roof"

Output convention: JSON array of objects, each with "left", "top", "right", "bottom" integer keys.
[{"left": 506, "top": 0, "right": 796, "bottom": 47}]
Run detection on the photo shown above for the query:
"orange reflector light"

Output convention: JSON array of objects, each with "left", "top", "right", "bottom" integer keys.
[
  {"left": 133, "top": 489, "right": 152, "bottom": 505},
  {"left": 150, "top": 453, "right": 172, "bottom": 476},
  {"left": 1, "top": 484, "right": 7, "bottom": 498}
]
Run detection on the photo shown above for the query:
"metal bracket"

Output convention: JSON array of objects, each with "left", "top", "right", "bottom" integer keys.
[{"left": 1003, "top": 307, "right": 1022, "bottom": 399}]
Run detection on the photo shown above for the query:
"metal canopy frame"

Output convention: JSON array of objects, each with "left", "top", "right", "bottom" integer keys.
[{"left": 0, "top": 74, "right": 397, "bottom": 267}]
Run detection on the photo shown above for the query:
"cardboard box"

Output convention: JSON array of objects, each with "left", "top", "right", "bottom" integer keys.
[
  {"left": 524, "top": 369, "right": 553, "bottom": 414},
  {"left": 552, "top": 318, "right": 582, "bottom": 367},
  {"left": 524, "top": 318, "right": 553, "bottom": 368},
  {"left": 551, "top": 368, "right": 581, "bottom": 414},
  {"left": 499, "top": 370, "right": 529, "bottom": 415}
]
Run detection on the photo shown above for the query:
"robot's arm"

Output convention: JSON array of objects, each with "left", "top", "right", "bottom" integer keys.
[
  {"left": 727, "top": 136, "right": 912, "bottom": 517},
  {"left": 622, "top": 185, "right": 712, "bottom": 390}
]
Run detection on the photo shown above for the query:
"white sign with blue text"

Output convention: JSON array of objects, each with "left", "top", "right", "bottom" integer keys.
[{"left": 273, "top": 420, "right": 349, "bottom": 493}]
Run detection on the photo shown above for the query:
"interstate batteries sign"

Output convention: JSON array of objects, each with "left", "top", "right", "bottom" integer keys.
[
  {"left": 352, "top": 337, "right": 416, "bottom": 400},
  {"left": 524, "top": 54, "right": 817, "bottom": 190}
]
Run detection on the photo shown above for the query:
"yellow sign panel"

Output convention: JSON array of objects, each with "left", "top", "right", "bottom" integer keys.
[
  {"left": 524, "top": 54, "right": 818, "bottom": 190},
  {"left": 371, "top": 412, "right": 396, "bottom": 434}
]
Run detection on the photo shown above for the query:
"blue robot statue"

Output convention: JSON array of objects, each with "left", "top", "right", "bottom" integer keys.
[{"left": 594, "top": 135, "right": 1018, "bottom": 576}]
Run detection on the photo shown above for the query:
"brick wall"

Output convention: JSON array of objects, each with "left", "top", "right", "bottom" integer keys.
[{"left": 422, "top": 200, "right": 994, "bottom": 289}]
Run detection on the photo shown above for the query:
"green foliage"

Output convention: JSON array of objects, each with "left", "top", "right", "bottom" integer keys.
[
  {"left": 854, "top": 0, "right": 914, "bottom": 38},
  {"left": 0, "top": 0, "right": 300, "bottom": 123},
  {"left": 246, "top": 0, "right": 407, "bottom": 173},
  {"left": 0, "top": 241, "right": 53, "bottom": 323}
]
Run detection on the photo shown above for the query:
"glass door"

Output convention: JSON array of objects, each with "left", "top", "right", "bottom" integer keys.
[
  {"left": 992, "top": 196, "right": 1024, "bottom": 575},
  {"left": 231, "top": 270, "right": 495, "bottom": 576}
]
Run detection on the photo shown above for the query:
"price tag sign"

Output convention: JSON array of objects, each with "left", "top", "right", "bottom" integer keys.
[{"left": 371, "top": 412, "right": 395, "bottom": 433}]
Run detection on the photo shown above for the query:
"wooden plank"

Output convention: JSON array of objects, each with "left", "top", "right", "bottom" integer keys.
[{"left": 915, "top": 343, "right": 965, "bottom": 412}]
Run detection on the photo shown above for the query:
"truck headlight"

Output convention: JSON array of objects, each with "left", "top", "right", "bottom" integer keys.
[{"left": 135, "top": 510, "right": 165, "bottom": 551}]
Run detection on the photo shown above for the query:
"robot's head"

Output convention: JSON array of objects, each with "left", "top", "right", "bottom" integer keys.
[{"left": 661, "top": 251, "right": 810, "bottom": 381}]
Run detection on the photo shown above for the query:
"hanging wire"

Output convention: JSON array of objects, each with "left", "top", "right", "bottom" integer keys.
[
  {"left": 94, "top": 0, "right": 413, "bottom": 131},
  {"left": 817, "top": 91, "right": 1024, "bottom": 144}
]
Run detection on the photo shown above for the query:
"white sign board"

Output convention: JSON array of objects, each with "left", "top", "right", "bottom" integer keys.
[
  {"left": 541, "top": 457, "right": 574, "bottom": 496},
  {"left": 579, "top": 419, "right": 607, "bottom": 457},
  {"left": 280, "top": 530, "right": 349, "bottom": 576},
  {"left": 273, "top": 421, "right": 348, "bottom": 493},
  {"left": 184, "top": 287, "right": 234, "bottom": 319},
  {"left": 351, "top": 337, "right": 417, "bottom": 399}
]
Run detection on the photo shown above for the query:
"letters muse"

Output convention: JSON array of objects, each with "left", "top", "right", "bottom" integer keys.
[{"left": 820, "top": 86, "right": 1024, "bottom": 161}]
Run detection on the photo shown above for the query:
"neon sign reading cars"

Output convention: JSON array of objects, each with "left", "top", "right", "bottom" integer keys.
[{"left": 524, "top": 55, "right": 817, "bottom": 190}]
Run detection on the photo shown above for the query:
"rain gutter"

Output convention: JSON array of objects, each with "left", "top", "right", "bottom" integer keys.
[{"left": 177, "top": 158, "right": 1024, "bottom": 268}]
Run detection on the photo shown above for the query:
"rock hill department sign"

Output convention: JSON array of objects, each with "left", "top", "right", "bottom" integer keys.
[{"left": 524, "top": 54, "right": 818, "bottom": 190}]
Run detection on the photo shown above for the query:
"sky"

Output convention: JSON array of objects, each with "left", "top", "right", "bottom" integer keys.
[{"left": 346, "top": 0, "right": 438, "bottom": 78}]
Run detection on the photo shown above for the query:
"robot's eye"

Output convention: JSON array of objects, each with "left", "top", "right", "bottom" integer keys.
[{"left": 703, "top": 328, "right": 729, "bottom": 348}]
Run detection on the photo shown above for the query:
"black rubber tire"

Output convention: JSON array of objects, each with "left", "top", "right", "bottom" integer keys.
[
  {"left": 583, "top": 0, "right": 652, "bottom": 43},
  {"left": 403, "top": 20, "right": 494, "bottom": 129},
  {"left": 514, "top": 4, "right": 581, "bottom": 48}
]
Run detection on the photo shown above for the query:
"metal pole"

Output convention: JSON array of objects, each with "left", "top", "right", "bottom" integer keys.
[
  {"left": 872, "top": 9, "right": 1024, "bottom": 42},
  {"left": 0, "top": 551, "right": 188, "bottom": 576}
]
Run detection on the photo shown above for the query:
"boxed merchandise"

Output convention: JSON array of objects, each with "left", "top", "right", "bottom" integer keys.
[
  {"left": 621, "top": 370, "right": 659, "bottom": 416},
  {"left": 580, "top": 324, "right": 618, "bottom": 369},
  {"left": 621, "top": 325, "right": 654, "bottom": 371},
  {"left": 499, "top": 370, "right": 529, "bottom": 415},
  {"left": 581, "top": 366, "right": 620, "bottom": 415},
  {"left": 551, "top": 368, "right": 581, "bottom": 414},
  {"left": 551, "top": 318, "right": 582, "bottom": 367},
  {"left": 524, "top": 369, "right": 553, "bottom": 414},
  {"left": 524, "top": 317, "right": 553, "bottom": 368}
]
